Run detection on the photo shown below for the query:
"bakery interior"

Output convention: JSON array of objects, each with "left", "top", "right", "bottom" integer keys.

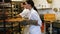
[{"left": 0, "top": 0, "right": 60, "bottom": 34}]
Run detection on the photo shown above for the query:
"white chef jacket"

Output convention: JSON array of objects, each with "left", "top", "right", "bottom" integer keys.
[
  {"left": 20, "top": 8, "right": 42, "bottom": 34},
  {"left": 20, "top": 9, "right": 30, "bottom": 18},
  {"left": 29, "top": 8, "right": 42, "bottom": 34}
]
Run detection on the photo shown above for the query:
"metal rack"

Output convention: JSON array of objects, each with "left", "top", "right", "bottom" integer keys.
[{"left": 0, "top": 0, "right": 22, "bottom": 34}]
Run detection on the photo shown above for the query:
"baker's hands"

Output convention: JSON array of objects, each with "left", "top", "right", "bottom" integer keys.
[{"left": 14, "top": 14, "right": 22, "bottom": 18}]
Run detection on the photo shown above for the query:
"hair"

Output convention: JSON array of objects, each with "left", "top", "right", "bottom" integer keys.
[
  {"left": 23, "top": 2, "right": 26, "bottom": 5},
  {"left": 26, "top": 0, "right": 38, "bottom": 11}
]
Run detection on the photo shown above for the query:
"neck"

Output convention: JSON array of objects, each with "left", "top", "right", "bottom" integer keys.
[{"left": 29, "top": 7, "right": 32, "bottom": 10}]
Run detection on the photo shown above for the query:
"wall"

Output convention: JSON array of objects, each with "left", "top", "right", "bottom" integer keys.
[
  {"left": 38, "top": 8, "right": 55, "bottom": 14},
  {"left": 33, "top": 0, "right": 50, "bottom": 9},
  {"left": 52, "top": 0, "right": 60, "bottom": 20},
  {"left": 52, "top": 0, "right": 60, "bottom": 8}
]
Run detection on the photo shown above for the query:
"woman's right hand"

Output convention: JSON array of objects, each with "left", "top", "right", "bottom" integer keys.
[{"left": 15, "top": 14, "right": 22, "bottom": 18}]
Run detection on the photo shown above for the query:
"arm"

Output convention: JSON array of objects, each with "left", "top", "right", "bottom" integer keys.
[
  {"left": 12, "top": 14, "right": 22, "bottom": 18},
  {"left": 15, "top": 9, "right": 27, "bottom": 18},
  {"left": 16, "top": 14, "right": 22, "bottom": 18},
  {"left": 30, "top": 12, "right": 42, "bottom": 26}
]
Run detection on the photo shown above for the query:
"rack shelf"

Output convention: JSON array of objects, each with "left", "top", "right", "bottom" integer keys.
[{"left": 0, "top": 1, "right": 23, "bottom": 34}]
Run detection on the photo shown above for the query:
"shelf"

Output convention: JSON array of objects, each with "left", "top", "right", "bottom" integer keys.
[
  {"left": 12, "top": 8, "right": 18, "bottom": 10},
  {"left": 0, "top": 2, "right": 22, "bottom": 34},
  {"left": 0, "top": 3, "right": 11, "bottom": 7},
  {"left": 37, "top": 8, "right": 52, "bottom": 10},
  {"left": 0, "top": 9, "right": 11, "bottom": 11}
]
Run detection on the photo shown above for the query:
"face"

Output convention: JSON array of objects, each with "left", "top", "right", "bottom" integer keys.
[
  {"left": 21, "top": 3, "right": 26, "bottom": 8},
  {"left": 25, "top": 2, "right": 31, "bottom": 9},
  {"left": 21, "top": 3, "right": 24, "bottom": 8}
]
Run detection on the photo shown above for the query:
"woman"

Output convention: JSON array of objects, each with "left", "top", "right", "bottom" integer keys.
[
  {"left": 23, "top": 0, "right": 42, "bottom": 34},
  {"left": 17, "top": 2, "right": 30, "bottom": 18}
]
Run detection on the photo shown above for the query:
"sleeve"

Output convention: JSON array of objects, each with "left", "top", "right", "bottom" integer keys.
[
  {"left": 19, "top": 9, "right": 26, "bottom": 17},
  {"left": 19, "top": 9, "right": 30, "bottom": 18},
  {"left": 30, "top": 12, "right": 42, "bottom": 27}
]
